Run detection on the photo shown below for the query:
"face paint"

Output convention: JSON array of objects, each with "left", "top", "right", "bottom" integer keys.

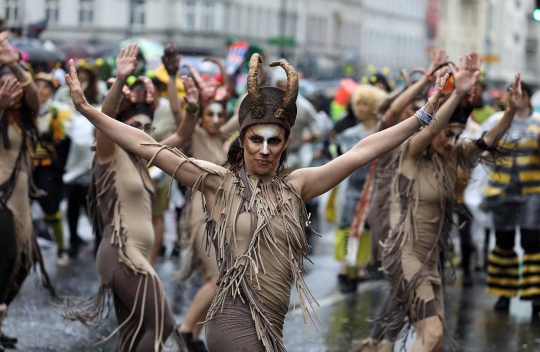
[
  {"left": 208, "top": 102, "right": 223, "bottom": 125},
  {"left": 252, "top": 124, "right": 281, "bottom": 154},
  {"left": 448, "top": 126, "right": 464, "bottom": 146}
]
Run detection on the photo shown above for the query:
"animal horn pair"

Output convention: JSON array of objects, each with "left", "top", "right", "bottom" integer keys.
[{"left": 247, "top": 53, "right": 298, "bottom": 119}]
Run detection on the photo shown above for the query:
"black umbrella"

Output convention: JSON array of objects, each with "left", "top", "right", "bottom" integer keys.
[{"left": 10, "top": 38, "right": 65, "bottom": 63}]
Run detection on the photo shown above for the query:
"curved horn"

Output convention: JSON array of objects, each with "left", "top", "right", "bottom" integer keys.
[
  {"left": 247, "top": 54, "right": 265, "bottom": 119},
  {"left": 204, "top": 57, "right": 229, "bottom": 87},
  {"left": 183, "top": 63, "right": 205, "bottom": 88},
  {"left": 269, "top": 60, "right": 298, "bottom": 118}
]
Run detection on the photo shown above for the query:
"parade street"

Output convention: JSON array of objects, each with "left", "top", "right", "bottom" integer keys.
[{"left": 5, "top": 215, "right": 540, "bottom": 352}]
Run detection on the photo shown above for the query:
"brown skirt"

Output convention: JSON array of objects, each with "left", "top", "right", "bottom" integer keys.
[{"left": 205, "top": 295, "right": 266, "bottom": 352}]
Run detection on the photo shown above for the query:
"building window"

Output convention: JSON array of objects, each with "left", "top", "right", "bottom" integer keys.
[
  {"left": 201, "top": 2, "right": 214, "bottom": 32},
  {"left": 5, "top": 0, "right": 19, "bottom": 26},
  {"left": 79, "top": 0, "right": 94, "bottom": 25},
  {"left": 223, "top": 3, "right": 231, "bottom": 33},
  {"left": 184, "top": 0, "right": 195, "bottom": 32},
  {"left": 46, "top": 0, "right": 60, "bottom": 24},
  {"left": 130, "top": 0, "right": 145, "bottom": 27}
]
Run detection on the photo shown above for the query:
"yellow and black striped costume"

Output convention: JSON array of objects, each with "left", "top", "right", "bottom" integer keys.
[{"left": 482, "top": 111, "right": 540, "bottom": 299}]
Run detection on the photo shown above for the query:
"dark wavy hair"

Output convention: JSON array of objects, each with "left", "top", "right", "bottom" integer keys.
[{"left": 225, "top": 129, "right": 290, "bottom": 175}]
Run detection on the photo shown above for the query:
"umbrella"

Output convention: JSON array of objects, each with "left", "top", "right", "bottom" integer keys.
[
  {"left": 119, "top": 37, "right": 164, "bottom": 70},
  {"left": 94, "top": 43, "right": 120, "bottom": 59},
  {"left": 10, "top": 37, "right": 65, "bottom": 63},
  {"left": 57, "top": 43, "right": 96, "bottom": 61}
]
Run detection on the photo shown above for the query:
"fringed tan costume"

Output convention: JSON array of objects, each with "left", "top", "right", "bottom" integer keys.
[
  {"left": 372, "top": 137, "right": 477, "bottom": 348},
  {"left": 179, "top": 60, "right": 230, "bottom": 282},
  {"left": 62, "top": 85, "right": 174, "bottom": 352},
  {"left": 152, "top": 54, "right": 318, "bottom": 352},
  {"left": 0, "top": 114, "right": 54, "bottom": 307}
]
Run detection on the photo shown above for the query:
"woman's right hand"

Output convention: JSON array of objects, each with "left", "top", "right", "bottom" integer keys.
[
  {"left": 427, "top": 72, "right": 450, "bottom": 108},
  {"left": 65, "top": 59, "right": 89, "bottom": 112},
  {"left": 116, "top": 44, "right": 140, "bottom": 81},
  {"left": 0, "top": 78, "right": 21, "bottom": 109},
  {"left": 162, "top": 44, "right": 180, "bottom": 76}
]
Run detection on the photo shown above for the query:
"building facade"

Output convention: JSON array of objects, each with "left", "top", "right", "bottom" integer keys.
[
  {"left": 0, "top": 0, "right": 430, "bottom": 79},
  {"left": 437, "top": 0, "right": 540, "bottom": 86}
]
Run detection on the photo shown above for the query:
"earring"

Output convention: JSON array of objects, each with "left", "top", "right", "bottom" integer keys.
[{"left": 236, "top": 149, "right": 243, "bottom": 162}]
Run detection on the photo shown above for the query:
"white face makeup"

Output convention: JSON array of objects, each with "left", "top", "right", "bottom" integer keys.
[
  {"left": 448, "top": 126, "right": 464, "bottom": 146},
  {"left": 127, "top": 114, "right": 153, "bottom": 134},
  {"left": 252, "top": 124, "right": 281, "bottom": 154},
  {"left": 208, "top": 102, "right": 224, "bottom": 125}
]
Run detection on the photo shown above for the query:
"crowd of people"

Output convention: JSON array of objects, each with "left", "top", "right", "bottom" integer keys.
[{"left": 0, "top": 26, "right": 538, "bottom": 352}]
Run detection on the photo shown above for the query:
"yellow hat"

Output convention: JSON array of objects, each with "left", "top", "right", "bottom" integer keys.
[
  {"left": 35, "top": 72, "right": 60, "bottom": 90},
  {"left": 154, "top": 64, "right": 186, "bottom": 97}
]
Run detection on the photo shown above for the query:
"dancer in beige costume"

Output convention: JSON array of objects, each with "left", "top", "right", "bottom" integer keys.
[
  {"left": 62, "top": 44, "right": 199, "bottom": 352},
  {"left": 353, "top": 54, "right": 521, "bottom": 352},
  {"left": 64, "top": 52, "right": 448, "bottom": 351},
  {"left": 0, "top": 33, "right": 55, "bottom": 351}
]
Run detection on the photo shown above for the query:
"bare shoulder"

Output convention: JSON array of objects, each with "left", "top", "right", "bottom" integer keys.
[{"left": 284, "top": 168, "right": 311, "bottom": 192}]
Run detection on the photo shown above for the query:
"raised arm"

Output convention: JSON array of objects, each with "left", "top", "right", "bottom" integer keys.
[
  {"left": 384, "top": 49, "right": 448, "bottom": 127},
  {"left": 65, "top": 60, "right": 224, "bottom": 192},
  {"left": 0, "top": 32, "right": 39, "bottom": 120},
  {"left": 95, "top": 44, "right": 142, "bottom": 163},
  {"left": 462, "top": 73, "right": 521, "bottom": 157},
  {"left": 405, "top": 53, "right": 480, "bottom": 160},
  {"left": 160, "top": 45, "right": 200, "bottom": 148},
  {"left": 288, "top": 73, "right": 449, "bottom": 201},
  {"left": 161, "top": 74, "right": 200, "bottom": 147}
]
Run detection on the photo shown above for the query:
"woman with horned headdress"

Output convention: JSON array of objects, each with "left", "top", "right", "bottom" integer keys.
[
  {"left": 61, "top": 44, "right": 204, "bottom": 352},
  {"left": 63, "top": 50, "right": 448, "bottom": 351}
]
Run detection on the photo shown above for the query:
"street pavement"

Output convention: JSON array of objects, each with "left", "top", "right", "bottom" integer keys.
[{"left": 5, "top": 209, "right": 540, "bottom": 351}]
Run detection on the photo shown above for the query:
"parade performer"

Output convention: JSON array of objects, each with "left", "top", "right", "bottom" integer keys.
[
  {"left": 64, "top": 51, "right": 448, "bottom": 352},
  {"left": 366, "top": 49, "right": 448, "bottom": 271},
  {"left": 482, "top": 80, "right": 540, "bottom": 316},
  {"left": 62, "top": 44, "right": 203, "bottom": 352},
  {"left": 332, "top": 84, "right": 387, "bottom": 292},
  {"left": 33, "top": 72, "right": 72, "bottom": 266},
  {"left": 352, "top": 54, "right": 521, "bottom": 352},
  {"left": 0, "top": 32, "right": 54, "bottom": 351}
]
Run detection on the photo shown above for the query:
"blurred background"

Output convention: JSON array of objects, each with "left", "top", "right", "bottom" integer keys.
[{"left": 1, "top": 0, "right": 539, "bottom": 85}]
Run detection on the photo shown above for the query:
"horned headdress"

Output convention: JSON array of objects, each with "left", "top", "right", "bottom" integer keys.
[{"left": 238, "top": 53, "right": 299, "bottom": 133}]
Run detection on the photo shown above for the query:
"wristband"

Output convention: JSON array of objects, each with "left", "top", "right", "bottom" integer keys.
[
  {"left": 415, "top": 107, "right": 436, "bottom": 127},
  {"left": 424, "top": 72, "right": 434, "bottom": 82},
  {"left": 186, "top": 104, "right": 199, "bottom": 118},
  {"left": 18, "top": 73, "right": 33, "bottom": 88}
]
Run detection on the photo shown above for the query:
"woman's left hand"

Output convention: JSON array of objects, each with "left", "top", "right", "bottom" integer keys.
[
  {"left": 182, "top": 75, "right": 199, "bottom": 112},
  {"left": 0, "top": 78, "right": 21, "bottom": 109},
  {"left": 507, "top": 73, "right": 522, "bottom": 111},
  {"left": 0, "top": 32, "right": 18, "bottom": 65},
  {"left": 450, "top": 54, "right": 480, "bottom": 96},
  {"left": 65, "top": 59, "right": 89, "bottom": 111}
]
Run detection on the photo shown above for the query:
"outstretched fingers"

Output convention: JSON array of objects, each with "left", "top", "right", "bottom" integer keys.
[
  {"left": 514, "top": 73, "right": 521, "bottom": 94},
  {"left": 65, "top": 59, "right": 80, "bottom": 88},
  {"left": 118, "top": 47, "right": 125, "bottom": 61}
]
